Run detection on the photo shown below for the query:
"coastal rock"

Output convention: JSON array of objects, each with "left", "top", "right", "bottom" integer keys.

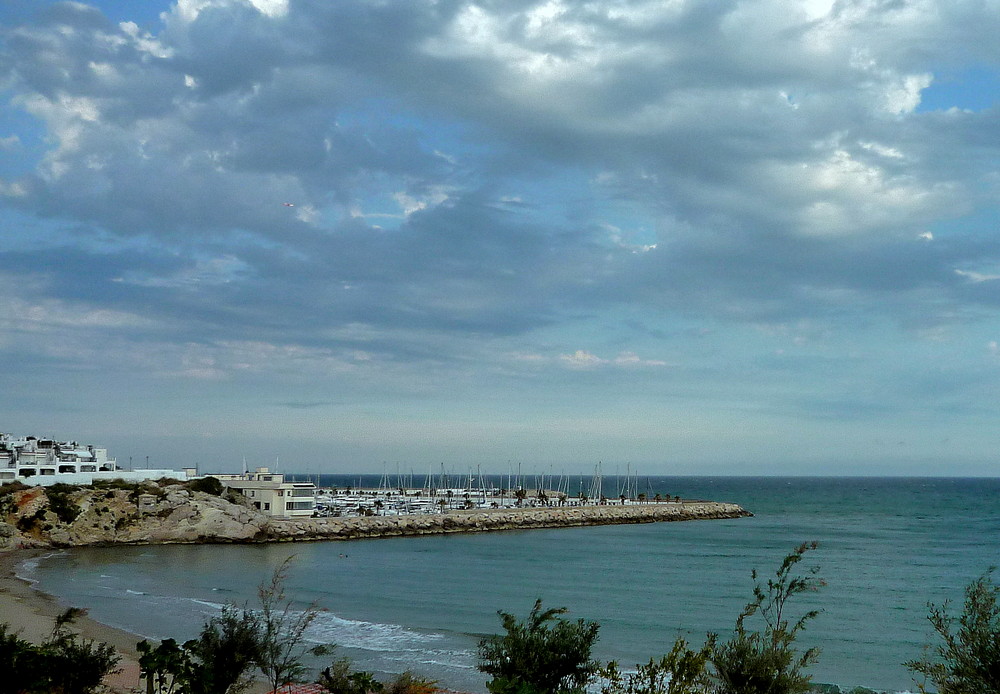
[{"left": 0, "top": 481, "right": 270, "bottom": 548}]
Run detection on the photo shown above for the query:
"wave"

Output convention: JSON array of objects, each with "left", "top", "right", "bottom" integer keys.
[{"left": 307, "top": 611, "right": 449, "bottom": 652}]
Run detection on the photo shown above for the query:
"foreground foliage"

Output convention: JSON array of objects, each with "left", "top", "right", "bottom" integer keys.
[
  {"left": 140, "top": 557, "right": 329, "bottom": 694},
  {"left": 710, "top": 541, "right": 825, "bottom": 694},
  {"left": 905, "top": 569, "right": 1000, "bottom": 694},
  {"left": 0, "top": 607, "right": 119, "bottom": 694},
  {"left": 478, "top": 598, "right": 601, "bottom": 694},
  {"left": 601, "top": 637, "right": 714, "bottom": 694}
]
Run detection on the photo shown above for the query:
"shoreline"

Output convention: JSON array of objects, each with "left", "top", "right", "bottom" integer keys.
[{"left": 0, "top": 549, "right": 145, "bottom": 692}]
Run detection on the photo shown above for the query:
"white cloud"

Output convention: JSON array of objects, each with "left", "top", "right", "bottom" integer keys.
[
  {"left": 560, "top": 350, "right": 605, "bottom": 369},
  {"left": 955, "top": 269, "right": 1000, "bottom": 283}
]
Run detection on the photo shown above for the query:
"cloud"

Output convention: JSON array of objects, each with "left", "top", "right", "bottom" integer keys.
[
  {"left": 3, "top": 0, "right": 1000, "bottom": 469},
  {"left": 557, "top": 350, "right": 667, "bottom": 370}
]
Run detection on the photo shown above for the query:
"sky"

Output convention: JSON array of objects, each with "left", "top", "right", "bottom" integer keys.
[{"left": 2, "top": 0, "right": 1000, "bottom": 476}]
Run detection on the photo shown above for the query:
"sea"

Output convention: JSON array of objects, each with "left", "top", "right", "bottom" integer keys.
[{"left": 18, "top": 476, "right": 1000, "bottom": 694}]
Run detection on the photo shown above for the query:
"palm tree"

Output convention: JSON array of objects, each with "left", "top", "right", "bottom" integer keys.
[
  {"left": 637, "top": 493, "right": 647, "bottom": 504},
  {"left": 654, "top": 493, "right": 662, "bottom": 503},
  {"left": 514, "top": 488, "right": 527, "bottom": 507}
]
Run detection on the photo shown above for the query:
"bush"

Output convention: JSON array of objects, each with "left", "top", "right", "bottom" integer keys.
[
  {"left": 601, "top": 637, "right": 713, "bottom": 694},
  {"left": 905, "top": 569, "right": 1000, "bottom": 694},
  {"left": 318, "top": 656, "right": 384, "bottom": 694},
  {"left": 0, "top": 608, "right": 120, "bottom": 694},
  {"left": 385, "top": 671, "right": 438, "bottom": 694},
  {"left": 710, "top": 542, "right": 824, "bottom": 694},
  {"left": 478, "top": 599, "right": 601, "bottom": 694},
  {"left": 139, "top": 604, "right": 262, "bottom": 694},
  {"left": 46, "top": 485, "right": 82, "bottom": 524},
  {"left": 0, "top": 481, "right": 28, "bottom": 497},
  {"left": 186, "top": 476, "right": 225, "bottom": 496}
]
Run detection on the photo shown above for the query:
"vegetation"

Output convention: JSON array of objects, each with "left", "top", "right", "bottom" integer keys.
[
  {"left": 141, "top": 557, "right": 329, "bottom": 694},
  {"left": 905, "top": 569, "right": 1000, "bottom": 694},
  {"left": 255, "top": 557, "right": 331, "bottom": 691},
  {"left": 45, "top": 483, "right": 82, "bottom": 524},
  {"left": 0, "top": 608, "right": 119, "bottom": 694},
  {"left": 710, "top": 542, "right": 825, "bottom": 694},
  {"left": 478, "top": 598, "right": 601, "bottom": 694},
  {"left": 317, "top": 654, "right": 438, "bottom": 694},
  {"left": 601, "top": 637, "right": 714, "bottom": 694},
  {"left": 139, "top": 604, "right": 261, "bottom": 694},
  {"left": 186, "top": 476, "right": 225, "bottom": 496}
]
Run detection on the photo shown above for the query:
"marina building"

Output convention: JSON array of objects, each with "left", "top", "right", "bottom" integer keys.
[{"left": 211, "top": 468, "right": 316, "bottom": 518}]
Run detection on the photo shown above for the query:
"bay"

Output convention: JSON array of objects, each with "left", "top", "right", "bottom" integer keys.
[{"left": 24, "top": 476, "right": 1000, "bottom": 693}]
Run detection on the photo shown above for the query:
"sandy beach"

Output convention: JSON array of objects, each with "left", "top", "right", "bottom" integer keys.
[{"left": 0, "top": 549, "right": 144, "bottom": 692}]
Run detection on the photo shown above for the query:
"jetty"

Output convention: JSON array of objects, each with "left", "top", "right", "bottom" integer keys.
[{"left": 265, "top": 501, "right": 752, "bottom": 542}]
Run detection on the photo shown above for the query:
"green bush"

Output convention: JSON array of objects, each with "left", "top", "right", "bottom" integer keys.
[
  {"left": 710, "top": 542, "right": 824, "bottom": 694},
  {"left": 45, "top": 485, "right": 82, "bottom": 524},
  {"left": 601, "top": 637, "right": 713, "bottom": 694},
  {"left": 318, "top": 656, "right": 384, "bottom": 694},
  {"left": 0, "top": 608, "right": 119, "bottom": 694},
  {"left": 478, "top": 599, "right": 601, "bottom": 694},
  {"left": 186, "top": 476, "right": 225, "bottom": 496},
  {"left": 905, "top": 569, "right": 1000, "bottom": 694},
  {"left": 0, "top": 481, "right": 28, "bottom": 497}
]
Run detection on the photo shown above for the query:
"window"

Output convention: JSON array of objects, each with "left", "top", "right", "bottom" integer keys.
[{"left": 263, "top": 503, "right": 270, "bottom": 510}]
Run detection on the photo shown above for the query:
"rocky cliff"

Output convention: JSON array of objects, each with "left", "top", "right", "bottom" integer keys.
[
  {"left": 0, "top": 480, "right": 270, "bottom": 550},
  {"left": 0, "top": 480, "right": 751, "bottom": 550}
]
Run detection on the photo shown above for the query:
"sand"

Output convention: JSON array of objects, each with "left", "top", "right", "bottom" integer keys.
[{"left": 0, "top": 549, "right": 144, "bottom": 692}]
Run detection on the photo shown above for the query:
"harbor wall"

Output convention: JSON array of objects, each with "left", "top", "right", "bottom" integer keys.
[
  {"left": 265, "top": 501, "right": 752, "bottom": 542},
  {"left": 0, "top": 483, "right": 751, "bottom": 550}
]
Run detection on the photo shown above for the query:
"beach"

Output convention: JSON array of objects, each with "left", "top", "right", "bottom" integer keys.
[{"left": 0, "top": 549, "right": 144, "bottom": 693}]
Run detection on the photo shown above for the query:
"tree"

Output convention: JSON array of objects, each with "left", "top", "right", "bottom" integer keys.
[
  {"left": 710, "top": 542, "right": 824, "bottom": 694},
  {"left": 255, "top": 557, "right": 330, "bottom": 691},
  {"left": 905, "top": 569, "right": 1000, "bottom": 694},
  {"left": 140, "top": 558, "right": 328, "bottom": 694},
  {"left": 478, "top": 599, "right": 600, "bottom": 694},
  {"left": 0, "top": 608, "right": 120, "bottom": 694},
  {"left": 600, "top": 636, "right": 713, "bottom": 694}
]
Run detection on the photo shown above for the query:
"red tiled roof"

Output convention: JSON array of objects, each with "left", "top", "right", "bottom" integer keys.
[{"left": 269, "top": 684, "right": 328, "bottom": 694}]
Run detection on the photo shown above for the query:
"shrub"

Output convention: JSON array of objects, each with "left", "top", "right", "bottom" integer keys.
[
  {"left": 710, "top": 542, "right": 824, "bottom": 694},
  {"left": 186, "top": 476, "right": 225, "bottom": 496},
  {"left": 601, "top": 637, "right": 713, "bottom": 694},
  {"left": 385, "top": 671, "right": 438, "bottom": 694},
  {"left": 478, "top": 599, "right": 601, "bottom": 694},
  {"left": 318, "top": 656, "right": 384, "bottom": 694},
  {"left": 46, "top": 485, "right": 82, "bottom": 524},
  {"left": 0, "top": 608, "right": 120, "bottom": 694},
  {"left": 905, "top": 569, "right": 1000, "bottom": 694},
  {"left": 0, "top": 481, "right": 28, "bottom": 497}
]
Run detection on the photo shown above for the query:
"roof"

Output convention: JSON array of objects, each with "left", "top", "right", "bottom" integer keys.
[{"left": 268, "top": 683, "right": 329, "bottom": 694}]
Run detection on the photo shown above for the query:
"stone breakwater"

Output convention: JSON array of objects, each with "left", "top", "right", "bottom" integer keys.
[
  {"left": 266, "top": 501, "right": 753, "bottom": 542},
  {"left": 0, "top": 482, "right": 750, "bottom": 549}
]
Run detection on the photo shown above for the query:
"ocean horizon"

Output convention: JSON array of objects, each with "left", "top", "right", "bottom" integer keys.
[{"left": 24, "top": 475, "right": 1000, "bottom": 694}]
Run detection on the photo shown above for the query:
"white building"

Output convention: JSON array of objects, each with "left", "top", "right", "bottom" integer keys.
[
  {"left": 211, "top": 468, "right": 316, "bottom": 518},
  {"left": 0, "top": 433, "right": 187, "bottom": 486}
]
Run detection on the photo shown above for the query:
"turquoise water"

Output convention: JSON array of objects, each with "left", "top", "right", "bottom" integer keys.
[{"left": 23, "top": 477, "right": 1000, "bottom": 693}]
